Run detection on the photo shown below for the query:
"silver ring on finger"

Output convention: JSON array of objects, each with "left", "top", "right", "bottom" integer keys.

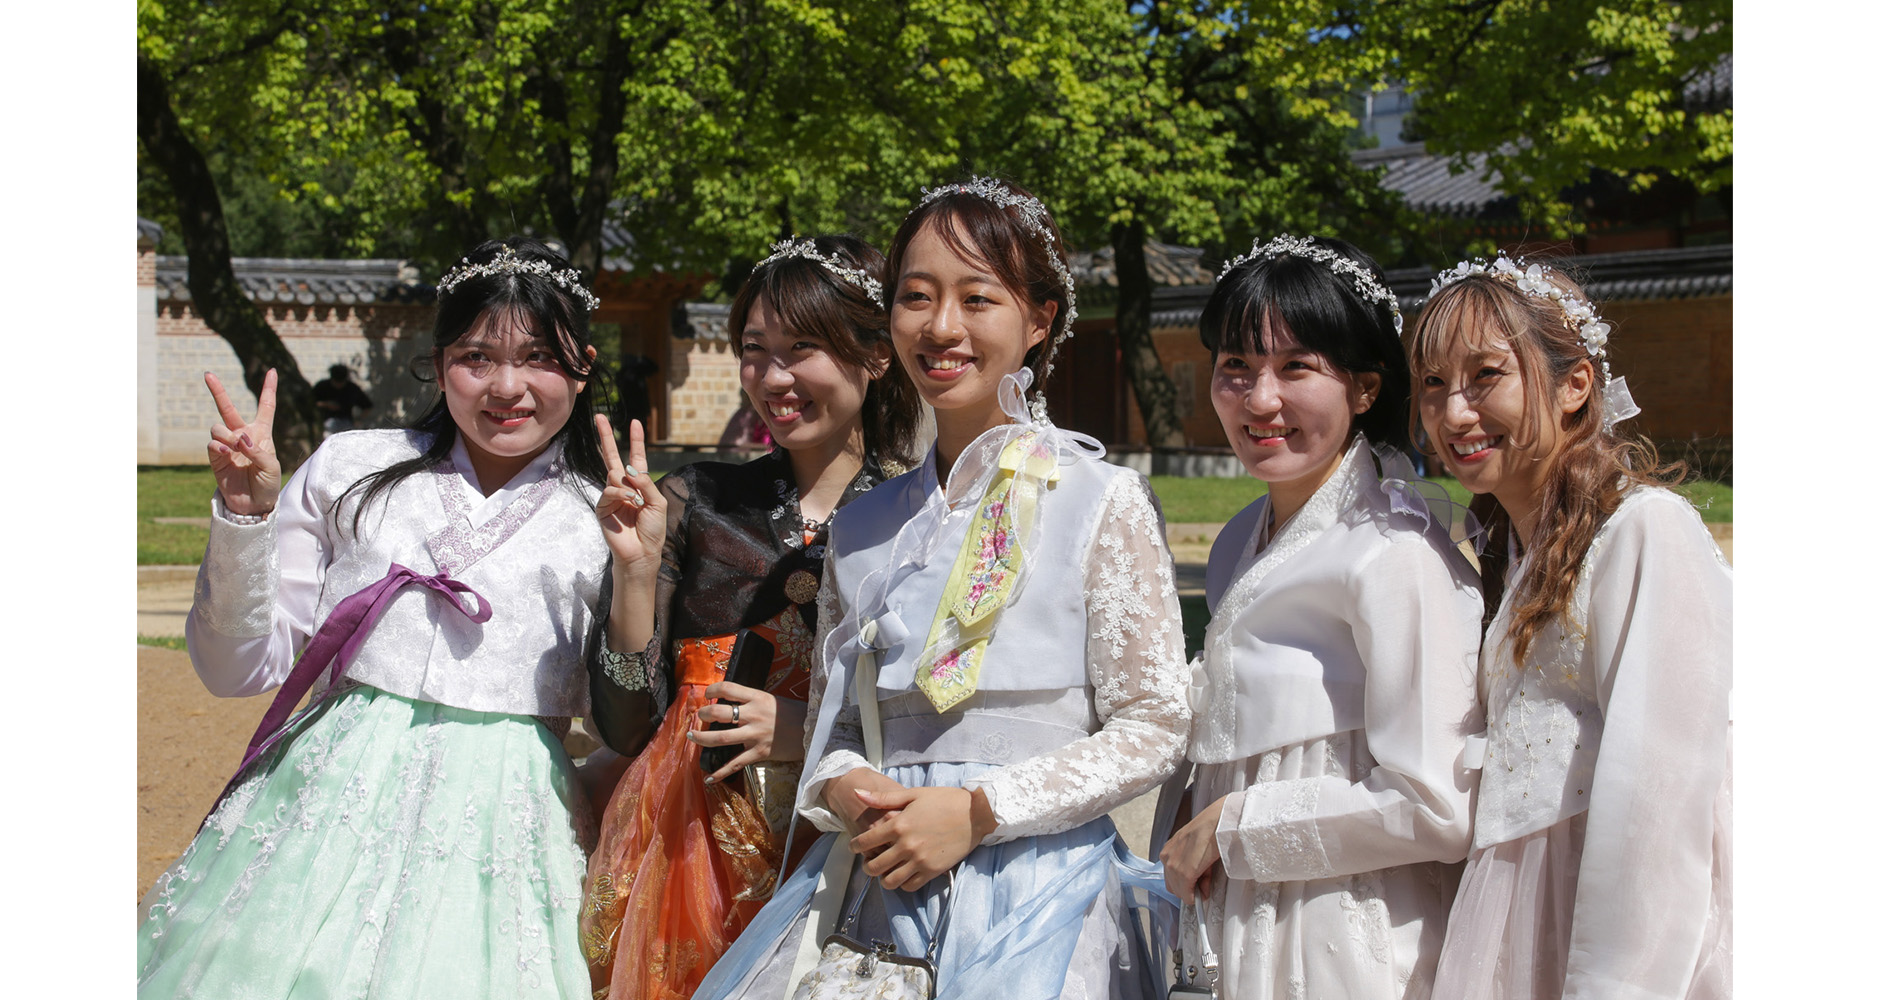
[{"left": 730, "top": 704, "right": 742, "bottom": 725}]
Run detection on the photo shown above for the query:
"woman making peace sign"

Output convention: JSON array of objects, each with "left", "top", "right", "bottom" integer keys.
[
  {"left": 580, "top": 235, "right": 920, "bottom": 1000},
  {"left": 138, "top": 237, "right": 615, "bottom": 999}
]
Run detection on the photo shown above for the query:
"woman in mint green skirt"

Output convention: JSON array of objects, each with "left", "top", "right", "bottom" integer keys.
[{"left": 137, "top": 237, "right": 648, "bottom": 998}]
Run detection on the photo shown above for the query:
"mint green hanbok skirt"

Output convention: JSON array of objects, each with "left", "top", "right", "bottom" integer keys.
[{"left": 136, "top": 684, "right": 596, "bottom": 999}]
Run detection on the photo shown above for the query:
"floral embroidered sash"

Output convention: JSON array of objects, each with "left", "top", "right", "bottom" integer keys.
[{"left": 913, "top": 431, "right": 1060, "bottom": 712}]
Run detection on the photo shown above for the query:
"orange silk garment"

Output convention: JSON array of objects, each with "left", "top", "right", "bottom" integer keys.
[{"left": 580, "top": 613, "right": 811, "bottom": 1000}]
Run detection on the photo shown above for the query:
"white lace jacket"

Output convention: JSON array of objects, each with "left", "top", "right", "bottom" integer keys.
[
  {"left": 187, "top": 430, "right": 609, "bottom": 719},
  {"left": 794, "top": 429, "right": 1192, "bottom": 844}
]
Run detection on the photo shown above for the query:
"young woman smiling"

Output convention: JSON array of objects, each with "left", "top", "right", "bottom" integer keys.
[
  {"left": 1156, "top": 235, "right": 1484, "bottom": 1000},
  {"left": 139, "top": 237, "right": 615, "bottom": 999},
  {"left": 1413, "top": 257, "right": 1731, "bottom": 1000},
  {"left": 693, "top": 177, "right": 1190, "bottom": 1000},
  {"left": 580, "top": 235, "right": 919, "bottom": 1000}
]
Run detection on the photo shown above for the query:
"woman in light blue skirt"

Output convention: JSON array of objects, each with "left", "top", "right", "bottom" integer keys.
[{"left": 694, "top": 178, "right": 1190, "bottom": 999}]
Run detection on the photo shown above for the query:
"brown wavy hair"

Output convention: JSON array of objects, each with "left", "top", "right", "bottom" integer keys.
[
  {"left": 1408, "top": 264, "right": 1682, "bottom": 664},
  {"left": 726, "top": 234, "right": 921, "bottom": 468}
]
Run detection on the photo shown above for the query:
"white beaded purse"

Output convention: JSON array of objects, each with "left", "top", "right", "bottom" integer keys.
[{"left": 789, "top": 867, "right": 955, "bottom": 1000}]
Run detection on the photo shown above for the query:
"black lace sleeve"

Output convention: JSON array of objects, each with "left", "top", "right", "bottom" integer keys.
[{"left": 586, "top": 470, "right": 694, "bottom": 755}]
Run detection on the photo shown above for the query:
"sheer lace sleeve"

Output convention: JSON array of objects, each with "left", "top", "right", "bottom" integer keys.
[
  {"left": 1564, "top": 491, "right": 1731, "bottom": 999},
  {"left": 588, "top": 472, "right": 690, "bottom": 754},
  {"left": 184, "top": 449, "right": 332, "bottom": 698},
  {"left": 964, "top": 471, "right": 1191, "bottom": 843},
  {"left": 796, "top": 545, "right": 873, "bottom": 832},
  {"left": 1215, "top": 531, "right": 1483, "bottom": 881}
]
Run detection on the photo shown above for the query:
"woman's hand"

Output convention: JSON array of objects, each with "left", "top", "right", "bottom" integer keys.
[
  {"left": 849, "top": 785, "right": 997, "bottom": 891},
  {"left": 822, "top": 767, "right": 905, "bottom": 839},
  {"left": 688, "top": 682, "right": 807, "bottom": 783},
  {"left": 1160, "top": 794, "right": 1229, "bottom": 902},
  {"left": 593, "top": 414, "right": 667, "bottom": 572},
  {"left": 204, "top": 370, "right": 282, "bottom": 516}
]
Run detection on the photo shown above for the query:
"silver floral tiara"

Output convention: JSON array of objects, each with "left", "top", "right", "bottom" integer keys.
[
  {"left": 753, "top": 237, "right": 886, "bottom": 309},
  {"left": 912, "top": 177, "right": 1078, "bottom": 369},
  {"left": 1426, "top": 254, "right": 1639, "bottom": 429},
  {"left": 436, "top": 245, "right": 600, "bottom": 311},
  {"left": 1217, "top": 234, "right": 1404, "bottom": 336}
]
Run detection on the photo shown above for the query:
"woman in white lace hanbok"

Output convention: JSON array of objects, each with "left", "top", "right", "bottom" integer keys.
[
  {"left": 692, "top": 178, "right": 1191, "bottom": 1000},
  {"left": 137, "top": 238, "right": 620, "bottom": 999},
  {"left": 1156, "top": 236, "right": 1484, "bottom": 1000},
  {"left": 1411, "top": 257, "right": 1731, "bottom": 999}
]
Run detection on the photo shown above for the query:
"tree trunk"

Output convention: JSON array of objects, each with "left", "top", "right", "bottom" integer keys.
[
  {"left": 138, "top": 56, "right": 320, "bottom": 464},
  {"left": 1112, "top": 219, "right": 1186, "bottom": 448}
]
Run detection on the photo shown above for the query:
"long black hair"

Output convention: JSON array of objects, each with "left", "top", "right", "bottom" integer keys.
[
  {"left": 1198, "top": 236, "right": 1410, "bottom": 453},
  {"left": 727, "top": 235, "right": 921, "bottom": 468},
  {"left": 337, "top": 236, "right": 608, "bottom": 533}
]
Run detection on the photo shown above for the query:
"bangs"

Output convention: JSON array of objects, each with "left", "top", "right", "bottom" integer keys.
[
  {"left": 1409, "top": 279, "right": 1515, "bottom": 374},
  {"left": 726, "top": 258, "right": 879, "bottom": 370}
]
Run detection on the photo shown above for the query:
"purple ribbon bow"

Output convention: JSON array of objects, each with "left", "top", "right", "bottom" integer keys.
[{"left": 225, "top": 563, "right": 491, "bottom": 789}]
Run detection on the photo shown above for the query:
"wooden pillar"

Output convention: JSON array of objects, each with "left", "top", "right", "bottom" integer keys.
[{"left": 593, "top": 271, "right": 711, "bottom": 443}]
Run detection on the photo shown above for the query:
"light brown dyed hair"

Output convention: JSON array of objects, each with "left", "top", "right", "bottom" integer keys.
[{"left": 1408, "top": 265, "right": 1682, "bottom": 663}]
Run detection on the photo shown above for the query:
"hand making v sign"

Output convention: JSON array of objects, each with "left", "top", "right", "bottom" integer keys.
[{"left": 204, "top": 369, "right": 282, "bottom": 516}]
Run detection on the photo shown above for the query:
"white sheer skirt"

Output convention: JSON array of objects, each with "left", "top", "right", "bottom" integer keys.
[
  {"left": 1192, "top": 732, "right": 1457, "bottom": 1000},
  {"left": 1434, "top": 740, "right": 1732, "bottom": 1000}
]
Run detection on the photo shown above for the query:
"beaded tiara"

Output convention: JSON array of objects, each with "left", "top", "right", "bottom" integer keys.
[
  {"left": 1217, "top": 234, "right": 1404, "bottom": 336},
  {"left": 753, "top": 237, "right": 886, "bottom": 309},
  {"left": 436, "top": 245, "right": 600, "bottom": 312},
  {"left": 911, "top": 177, "right": 1078, "bottom": 365}
]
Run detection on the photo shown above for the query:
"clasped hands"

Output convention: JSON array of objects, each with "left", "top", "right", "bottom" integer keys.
[{"left": 823, "top": 767, "right": 998, "bottom": 892}]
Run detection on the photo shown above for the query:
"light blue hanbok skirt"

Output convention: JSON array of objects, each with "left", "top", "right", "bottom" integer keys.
[{"left": 692, "top": 760, "right": 1173, "bottom": 1000}]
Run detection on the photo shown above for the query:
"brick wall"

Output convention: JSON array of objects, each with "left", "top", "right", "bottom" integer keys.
[
  {"left": 1123, "top": 295, "right": 1732, "bottom": 461},
  {"left": 664, "top": 335, "right": 746, "bottom": 445}
]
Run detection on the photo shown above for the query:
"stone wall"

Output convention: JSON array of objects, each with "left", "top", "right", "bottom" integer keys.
[{"left": 146, "top": 300, "right": 437, "bottom": 465}]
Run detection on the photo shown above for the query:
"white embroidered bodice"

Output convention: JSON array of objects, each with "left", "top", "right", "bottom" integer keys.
[
  {"left": 1190, "top": 434, "right": 1484, "bottom": 882},
  {"left": 188, "top": 429, "right": 609, "bottom": 718},
  {"left": 795, "top": 430, "right": 1192, "bottom": 844},
  {"left": 1470, "top": 486, "right": 1733, "bottom": 848}
]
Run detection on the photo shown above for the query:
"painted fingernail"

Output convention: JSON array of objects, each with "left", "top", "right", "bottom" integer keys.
[{"left": 239, "top": 434, "right": 254, "bottom": 449}]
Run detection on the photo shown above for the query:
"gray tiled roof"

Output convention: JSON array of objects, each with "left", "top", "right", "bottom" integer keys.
[
  {"left": 1070, "top": 241, "right": 1217, "bottom": 288},
  {"left": 1386, "top": 244, "right": 1733, "bottom": 309},
  {"left": 154, "top": 256, "right": 435, "bottom": 305},
  {"left": 138, "top": 218, "right": 164, "bottom": 245},
  {"left": 1146, "top": 244, "right": 1731, "bottom": 329},
  {"left": 1352, "top": 142, "right": 1510, "bottom": 217}
]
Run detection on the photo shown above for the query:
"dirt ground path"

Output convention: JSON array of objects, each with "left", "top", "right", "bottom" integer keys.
[{"left": 136, "top": 644, "right": 274, "bottom": 898}]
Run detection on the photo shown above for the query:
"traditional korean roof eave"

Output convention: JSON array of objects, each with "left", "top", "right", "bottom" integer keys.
[
  {"left": 154, "top": 256, "right": 435, "bottom": 306},
  {"left": 1144, "top": 244, "right": 1731, "bottom": 330},
  {"left": 1351, "top": 141, "right": 1514, "bottom": 218}
]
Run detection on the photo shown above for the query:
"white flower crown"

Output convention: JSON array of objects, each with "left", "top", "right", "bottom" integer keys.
[
  {"left": 911, "top": 177, "right": 1078, "bottom": 373},
  {"left": 1426, "top": 254, "right": 1640, "bottom": 429},
  {"left": 1217, "top": 234, "right": 1404, "bottom": 336},
  {"left": 436, "top": 245, "right": 600, "bottom": 312},
  {"left": 1428, "top": 254, "right": 1610, "bottom": 356},
  {"left": 752, "top": 237, "right": 886, "bottom": 309}
]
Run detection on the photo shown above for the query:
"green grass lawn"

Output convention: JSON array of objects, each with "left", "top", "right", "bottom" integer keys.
[
  {"left": 137, "top": 465, "right": 1733, "bottom": 564},
  {"left": 139, "top": 466, "right": 217, "bottom": 565},
  {"left": 1148, "top": 473, "right": 1730, "bottom": 525}
]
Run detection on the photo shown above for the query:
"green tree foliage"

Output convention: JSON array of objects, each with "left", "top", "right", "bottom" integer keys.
[
  {"left": 139, "top": 0, "right": 1729, "bottom": 454},
  {"left": 1359, "top": 0, "right": 1733, "bottom": 237}
]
